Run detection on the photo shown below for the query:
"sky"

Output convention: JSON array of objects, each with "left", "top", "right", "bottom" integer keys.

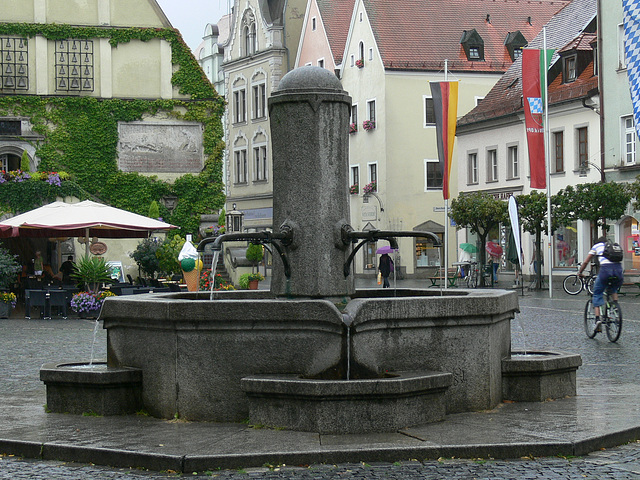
[{"left": 155, "top": 0, "right": 232, "bottom": 52}]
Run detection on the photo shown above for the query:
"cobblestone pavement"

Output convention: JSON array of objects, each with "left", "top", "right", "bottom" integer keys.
[
  {"left": 3, "top": 441, "right": 640, "bottom": 479},
  {"left": 2, "top": 288, "right": 640, "bottom": 478}
]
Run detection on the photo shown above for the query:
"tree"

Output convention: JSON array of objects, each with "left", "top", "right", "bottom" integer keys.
[
  {"left": 156, "top": 236, "right": 185, "bottom": 276},
  {"left": 556, "top": 182, "right": 632, "bottom": 239},
  {"left": 130, "top": 237, "right": 163, "bottom": 278},
  {"left": 450, "top": 192, "right": 508, "bottom": 286},
  {"left": 245, "top": 243, "right": 264, "bottom": 274}
]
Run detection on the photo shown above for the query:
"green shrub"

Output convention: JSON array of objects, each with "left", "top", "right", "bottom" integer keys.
[
  {"left": 71, "top": 256, "right": 113, "bottom": 293},
  {"left": 156, "top": 236, "right": 185, "bottom": 275},
  {"left": 0, "top": 247, "right": 21, "bottom": 290},
  {"left": 238, "top": 273, "right": 250, "bottom": 290},
  {"left": 130, "top": 238, "right": 163, "bottom": 278},
  {"left": 246, "top": 244, "right": 264, "bottom": 264}
]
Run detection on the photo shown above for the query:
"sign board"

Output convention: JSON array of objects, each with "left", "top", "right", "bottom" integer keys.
[
  {"left": 433, "top": 206, "right": 451, "bottom": 212},
  {"left": 361, "top": 205, "right": 378, "bottom": 221},
  {"left": 107, "top": 261, "right": 125, "bottom": 283}
]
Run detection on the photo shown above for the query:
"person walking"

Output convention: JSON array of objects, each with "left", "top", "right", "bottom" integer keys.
[
  {"left": 578, "top": 236, "right": 624, "bottom": 332},
  {"left": 378, "top": 253, "right": 394, "bottom": 288},
  {"left": 59, "top": 255, "right": 75, "bottom": 284}
]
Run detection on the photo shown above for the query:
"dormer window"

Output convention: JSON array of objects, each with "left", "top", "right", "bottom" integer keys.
[
  {"left": 565, "top": 55, "right": 577, "bottom": 82},
  {"left": 504, "top": 31, "right": 527, "bottom": 62},
  {"left": 461, "top": 29, "right": 484, "bottom": 61}
]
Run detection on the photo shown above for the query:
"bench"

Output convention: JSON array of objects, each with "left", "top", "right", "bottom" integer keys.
[
  {"left": 429, "top": 268, "right": 459, "bottom": 287},
  {"left": 617, "top": 281, "right": 640, "bottom": 297}
]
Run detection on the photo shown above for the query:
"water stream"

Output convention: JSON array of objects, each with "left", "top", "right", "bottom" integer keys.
[
  {"left": 89, "top": 319, "right": 100, "bottom": 366},
  {"left": 513, "top": 316, "right": 527, "bottom": 356},
  {"left": 209, "top": 250, "right": 220, "bottom": 300}
]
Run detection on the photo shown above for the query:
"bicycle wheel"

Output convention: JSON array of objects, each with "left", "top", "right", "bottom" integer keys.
[
  {"left": 586, "top": 276, "right": 596, "bottom": 295},
  {"left": 584, "top": 299, "right": 598, "bottom": 338},
  {"left": 469, "top": 271, "right": 478, "bottom": 288},
  {"left": 562, "top": 274, "right": 583, "bottom": 295},
  {"left": 605, "top": 300, "right": 622, "bottom": 342}
]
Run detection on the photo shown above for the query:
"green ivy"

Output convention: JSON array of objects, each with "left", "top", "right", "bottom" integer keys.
[{"left": 0, "top": 23, "right": 226, "bottom": 236}]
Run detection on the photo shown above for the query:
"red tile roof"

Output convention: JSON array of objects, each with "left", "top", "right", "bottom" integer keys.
[
  {"left": 363, "top": 0, "right": 569, "bottom": 73},
  {"left": 458, "top": 0, "right": 597, "bottom": 127},
  {"left": 317, "top": 0, "right": 356, "bottom": 66}
]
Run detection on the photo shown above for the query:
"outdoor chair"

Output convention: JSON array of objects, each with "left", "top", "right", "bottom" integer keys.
[
  {"left": 48, "top": 290, "right": 68, "bottom": 319},
  {"left": 25, "top": 289, "right": 49, "bottom": 319}
]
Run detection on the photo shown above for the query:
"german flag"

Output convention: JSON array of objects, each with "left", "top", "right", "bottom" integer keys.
[{"left": 430, "top": 81, "right": 458, "bottom": 200}]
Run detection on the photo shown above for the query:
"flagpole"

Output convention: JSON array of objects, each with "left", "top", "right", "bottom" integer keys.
[
  {"left": 543, "top": 27, "right": 553, "bottom": 298},
  {"left": 444, "top": 59, "right": 449, "bottom": 290}
]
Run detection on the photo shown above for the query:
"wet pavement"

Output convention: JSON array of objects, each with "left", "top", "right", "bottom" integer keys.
[{"left": 1, "top": 281, "right": 640, "bottom": 478}]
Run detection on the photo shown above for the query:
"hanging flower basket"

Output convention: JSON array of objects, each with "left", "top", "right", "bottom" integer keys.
[
  {"left": 363, "top": 120, "right": 376, "bottom": 131},
  {"left": 355, "top": 59, "right": 364, "bottom": 68},
  {"left": 349, "top": 122, "right": 358, "bottom": 134},
  {"left": 350, "top": 184, "right": 359, "bottom": 195}
]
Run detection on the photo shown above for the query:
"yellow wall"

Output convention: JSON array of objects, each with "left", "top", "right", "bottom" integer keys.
[
  {"left": 111, "top": 39, "right": 162, "bottom": 98},
  {"left": 0, "top": 0, "right": 35, "bottom": 22},
  {"left": 46, "top": 0, "right": 99, "bottom": 24}
]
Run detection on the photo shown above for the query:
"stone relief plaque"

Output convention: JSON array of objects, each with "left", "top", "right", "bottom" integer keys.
[{"left": 117, "top": 122, "right": 204, "bottom": 173}]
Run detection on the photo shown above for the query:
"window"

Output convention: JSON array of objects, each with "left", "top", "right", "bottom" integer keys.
[
  {"left": 469, "top": 47, "right": 480, "bottom": 59},
  {"left": 368, "top": 48, "right": 373, "bottom": 61},
  {"left": 55, "top": 39, "right": 93, "bottom": 92},
  {"left": 513, "top": 48, "right": 522, "bottom": 59},
  {"left": 0, "top": 37, "right": 28, "bottom": 91},
  {"left": 242, "top": 12, "right": 257, "bottom": 56},
  {"left": 564, "top": 55, "right": 577, "bottom": 83},
  {"left": 424, "top": 97, "right": 435, "bottom": 126},
  {"left": 416, "top": 234, "right": 443, "bottom": 267},
  {"left": 474, "top": 96, "right": 484, "bottom": 106},
  {"left": 252, "top": 83, "right": 266, "bottom": 119},
  {"left": 0, "top": 154, "right": 7, "bottom": 171},
  {"left": 350, "top": 165, "right": 359, "bottom": 190},
  {"left": 350, "top": 104, "right": 358, "bottom": 125},
  {"left": 233, "top": 87, "right": 247, "bottom": 123},
  {"left": 368, "top": 162, "right": 377, "bottom": 185},
  {"left": 487, "top": 149, "right": 498, "bottom": 182},
  {"left": 367, "top": 99, "right": 376, "bottom": 123},
  {"left": 359, "top": 41, "right": 365, "bottom": 65},
  {"left": 619, "top": 24, "right": 627, "bottom": 70},
  {"left": 507, "top": 145, "right": 519, "bottom": 179},
  {"left": 554, "top": 224, "right": 579, "bottom": 268},
  {"left": 551, "top": 131, "right": 563, "bottom": 173},
  {"left": 312, "top": 17, "right": 317, "bottom": 31},
  {"left": 253, "top": 145, "right": 267, "bottom": 181},
  {"left": 350, "top": 54, "right": 355, "bottom": 67},
  {"left": 468, "top": 152, "right": 478, "bottom": 184},
  {"left": 623, "top": 116, "right": 637, "bottom": 165},
  {"left": 317, "top": 59, "right": 324, "bottom": 69},
  {"left": 577, "top": 127, "right": 588, "bottom": 168},
  {"left": 234, "top": 148, "right": 248, "bottom": 184},
  {"left": 425, "top": 159, "right": 442, "bottom": 190}
]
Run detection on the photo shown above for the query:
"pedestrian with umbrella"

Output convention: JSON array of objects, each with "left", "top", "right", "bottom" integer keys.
[
  {"left": 458, "top": 243, "right": 477, "bottom": 278},
  {"left": 376, "top": 245, "right": 396, "bottom": 288}
]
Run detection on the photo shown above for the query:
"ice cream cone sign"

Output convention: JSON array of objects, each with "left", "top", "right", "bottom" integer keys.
[{"left": 178, "top": 237, "right": 201, "bottom": 292}]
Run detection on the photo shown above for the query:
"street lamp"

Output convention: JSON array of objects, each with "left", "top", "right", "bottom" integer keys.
[{"left": 578, "top": 161, "right": 605, "bottom": 183}]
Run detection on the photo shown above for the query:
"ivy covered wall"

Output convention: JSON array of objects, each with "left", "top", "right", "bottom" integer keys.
[{"left": 0, "top": 23, "right": 226, "bottom": 236}]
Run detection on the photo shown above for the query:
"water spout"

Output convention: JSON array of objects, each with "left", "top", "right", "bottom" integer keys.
[{"left": 197, "top": 225, "right": 293, "bottom": 278}]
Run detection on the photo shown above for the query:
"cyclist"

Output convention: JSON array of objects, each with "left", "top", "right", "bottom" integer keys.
[{"left": 577, "top": 236, "right": 623, "bottom": 332}]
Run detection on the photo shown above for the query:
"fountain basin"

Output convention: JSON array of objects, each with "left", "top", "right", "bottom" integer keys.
[
  {"left": 502, "top": 350, "right": 582, "bottom": 402},
  {"left": 40, "top": 361, "right": 142, "bottom": 415},
  {"left": 241, "top": 370, "right": 452, "bottom": 434}
]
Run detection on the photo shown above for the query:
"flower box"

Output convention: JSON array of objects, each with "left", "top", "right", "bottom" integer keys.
[
  {"left": 350, "top": 184, "right": 359, "bottom": 195},
  {"left": 355, "top": 59, "right": 364, "bottom": 68},
  {"left": 363, "top": 182, "right": 377, "bottom": 194},
  {"left": 363, "top": 120, "right": 376, "bottom": 131},
  {"left": 349, "top": 123, "right": 357, "bottom": 134}
]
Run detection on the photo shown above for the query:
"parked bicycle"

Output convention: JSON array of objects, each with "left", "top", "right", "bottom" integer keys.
[
  {"left": 584, "top": 275, "right": 622, "bottom": 342},
  {"left": 464, "top": 261, "right": 478, "bottom": 288},
  {"left": 563, "top": 262, "right": 597, "bottom": 295}
]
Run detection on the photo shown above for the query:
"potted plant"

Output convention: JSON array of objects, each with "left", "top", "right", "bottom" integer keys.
[
  {"left": 0, "top": 246, "right": 21, "bottom": 318},
  {"left": 363, "top": 181, "right": 377, "bottom": 194},
  {"left": 363, "top": 120, "right": 376, "bottom": 131},
  {"left": 247, "top": 272, "right": 265, "bottom": 290},
  {"left": 355, "top": 59, "right": 364, "bottom": 68},
  {"left": 70, "top": 290, "right": 116, "bottom": 318},
  {"left": 350, "top": 184, "right": 359, "bottom": 195},
  {"left": 349, "top": 122, "right": 358, "bottom": 134}
]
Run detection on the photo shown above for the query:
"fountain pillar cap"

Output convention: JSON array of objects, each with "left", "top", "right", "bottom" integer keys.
[{"left": 274, "top": 66, "right": 345, "bottom": 94}]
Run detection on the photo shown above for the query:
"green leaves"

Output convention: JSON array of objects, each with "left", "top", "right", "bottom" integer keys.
[{"left": 71, "top": 256, "right": 113, "bottom": 294}]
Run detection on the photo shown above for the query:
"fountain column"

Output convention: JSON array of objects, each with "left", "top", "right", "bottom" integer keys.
[{"left": 269, "top": 66, "right": 354, "bottom": 298}]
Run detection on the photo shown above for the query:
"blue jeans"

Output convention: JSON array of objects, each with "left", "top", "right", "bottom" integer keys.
[{"left": 592, "top": 263, "right": 623, "bottom": 308}]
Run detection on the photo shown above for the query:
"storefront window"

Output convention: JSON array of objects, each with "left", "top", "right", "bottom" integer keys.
[
  {"left": 416, "top": 234, "right": 443, "bottom": 267},
  {"left": 553, "top": 223, "right": 578, "bottom": 267},
  {"left": 363, "top": 241, "right": 377, "bottom": 270},
  {"left": 621, "top": 216, "right": 640, "bottom": 272}
]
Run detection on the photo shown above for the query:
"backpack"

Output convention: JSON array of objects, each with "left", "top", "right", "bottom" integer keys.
[{"left": 602, "top": 241, "right": 624, "bottom": 262}]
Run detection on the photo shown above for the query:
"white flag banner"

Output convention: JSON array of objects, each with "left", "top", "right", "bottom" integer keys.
[{"left": 508, "top": 196, "right": 522, "bottom": 267}]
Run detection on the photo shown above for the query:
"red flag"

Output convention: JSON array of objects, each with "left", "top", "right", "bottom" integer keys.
[
  {"left": 522, "top": 49, "right": 553, "bottom": 189},
  {"left": 430, "top": 81, "right": 458, "bottom": 200}
]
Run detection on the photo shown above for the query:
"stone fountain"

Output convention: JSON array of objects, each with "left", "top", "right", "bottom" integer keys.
[{"left": 41, "top": 67, "right": 581, "bottom": 434}]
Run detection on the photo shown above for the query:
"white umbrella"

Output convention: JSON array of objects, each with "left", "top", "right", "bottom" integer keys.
[{"left": 0, "top": 200, "right": 177, "bottom": 239}]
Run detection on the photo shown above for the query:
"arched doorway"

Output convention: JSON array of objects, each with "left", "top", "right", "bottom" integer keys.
[{"left": 0, "top": 146, "right": 27, "bottom": 171}]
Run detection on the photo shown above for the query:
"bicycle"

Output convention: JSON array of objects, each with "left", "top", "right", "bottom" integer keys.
[
  {"left": 584, "top": 275, "right": 622, "bottom": 342},
  {"left": 464, "top": 261, "right": 478, "bottom": 288},
  {"left": 563, "top": 262, "right": 598, "bottom": 295}
]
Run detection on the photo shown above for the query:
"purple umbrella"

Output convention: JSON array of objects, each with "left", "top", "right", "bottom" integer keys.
[{"left": 376, "top": 245, "right": 398, "bottom": 255}]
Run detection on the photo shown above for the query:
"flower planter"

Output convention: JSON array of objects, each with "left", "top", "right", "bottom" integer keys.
[
  {"left": 79, "top": 309, "right": 101, "bottom": 319},
  {"left": 0, "top": 301, "right": 12, "bottom": 319},
  {"left": 248, "top": 280, "right": 259, "bottom": 290}
]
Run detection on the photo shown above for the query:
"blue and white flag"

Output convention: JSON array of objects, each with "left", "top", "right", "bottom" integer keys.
[
  {"left": 527, "top": 97, "right": 543, "bottom": 115},
  {"left": 623, "top": 0, "right": 640, "bottom": 139}
]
